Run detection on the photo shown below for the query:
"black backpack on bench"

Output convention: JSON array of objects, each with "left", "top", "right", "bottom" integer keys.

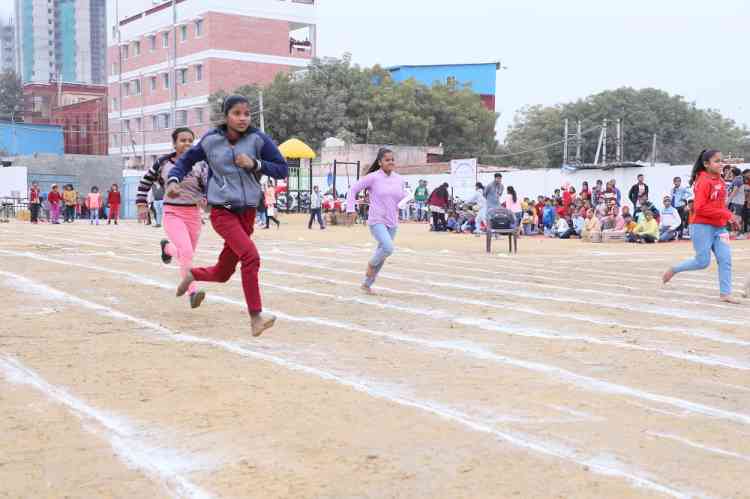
[{"left": 488, "top": 207, "right": 515, "bottom": 230}]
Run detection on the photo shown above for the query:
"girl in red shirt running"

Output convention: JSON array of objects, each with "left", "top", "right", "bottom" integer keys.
[{"left": 663, "top": 149, "right": 740, "bottom": 303}]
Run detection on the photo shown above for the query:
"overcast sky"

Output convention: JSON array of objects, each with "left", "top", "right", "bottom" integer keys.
[{"left": 3, "top": 0, "right": 748, "bottom": 139}]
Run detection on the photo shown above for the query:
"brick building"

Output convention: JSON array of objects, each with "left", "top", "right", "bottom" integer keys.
[
  {"left": 23, "top": 82, "right": 108, "bottom": 155},
  {"left": 108, "top": 0, "right": 317, "bottom": 168}
]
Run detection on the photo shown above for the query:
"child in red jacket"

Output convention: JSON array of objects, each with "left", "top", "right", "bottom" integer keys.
[
  {"left": 663, "top": 149, "right": 739, "bottom": 303},
  {"left": 47, "top": 184, "right": 62, "bottom": 224}
]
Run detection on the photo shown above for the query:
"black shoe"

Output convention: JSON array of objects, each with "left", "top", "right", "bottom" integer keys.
[{"left": 160, "top": 239, "right": 172, "bottom": 264}]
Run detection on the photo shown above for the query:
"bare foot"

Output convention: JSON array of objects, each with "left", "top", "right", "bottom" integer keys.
[
  {"left": 361, "top": 284, "right": 375, "bottom": 295},
  {"left": 176, "top": 270, "right": 195, "bottom": 297},
  {"left": 662, "top": 269, "right": 675, "bottom": 285},
  {"left": 720, "top": 295, "right": 741, "bottom": 305},
  {"left": 251, "top": 313, "right": 276, "bottom": 337}
]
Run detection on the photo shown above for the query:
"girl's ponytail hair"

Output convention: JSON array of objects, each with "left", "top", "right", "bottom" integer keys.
[
  {"left": 367, "top": 147, "right": 393, "bottom": 175},
  {"left": 689, "top": 149, "right": 720, "bottom": 186}
]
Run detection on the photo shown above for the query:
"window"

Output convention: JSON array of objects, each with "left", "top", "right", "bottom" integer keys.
[
  {"left": 122, "top": 119, "right": 130, "bottom": 131},
  {"left": 180, "top": 25, "right": 187, "bottom": 41},
  {"left": 133, "top": 41, "right": 140, "bottom": 56},
  {"left": 122, "top": 82, "right": 130, "bottom": 96},
  {"left": 175, "top": 110, "right": 187, "bottom": 126},
  {"left": 133, "top": 79, "right": 141, "bottom": 95},
  {"left": 149, "top": 76, "right": 156, "bottom": 92},
  {"left": 112, "top": 134, "right": 118, "bottom": 146},
  {"left": 162, "top": 31, "right": 169, "bottom": 48},
  {"left": 134, "top": 117, "right": 142, "bottom": 131},
  {"left": 159, "top": 113, "right": 170, "bottom": 129},
  {"left": 195, "top": 19, "right": 203, "bottom": 36},
  {"left": 111, "top": 62, "right": 117, "bottom": 75},
  {"left": 195, "top": 64, "right": 203, "bottom": 81},
  {"left": 151, "top": 115, "right": 158, "bottom": 130},
  {"left": 162, "top": 72, "right": 170, "bottom": 89},
  {"left": 111, "top": 97, "right": 118, "bottom": 110},
  {"left": 122, "top": 44, "right": 128, "bottom": 59},
  {"left": 149, "top": 35, "right": 156, "bottom": 51},
  {"left": 178, "top": 68, "right": 187, "bottom": 85},
  {"left": 195, "top": 108, "right": 204, "bottom": 124}
]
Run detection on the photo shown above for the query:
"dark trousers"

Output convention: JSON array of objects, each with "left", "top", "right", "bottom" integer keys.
[
  {"left": 432, "top": 211, "right": 446, "bottom": 231},
  {"left": 308, "top": 208, "right": 324, "bottom": 228},
  {"left": 676, "top": 205, "right": 688, "bottom": 238},
  {"left": 64, "top": 205, "right": 76, "bottom": 222},
  {"left": 30, "top": 203, "right": 41, "bottom": 223}
]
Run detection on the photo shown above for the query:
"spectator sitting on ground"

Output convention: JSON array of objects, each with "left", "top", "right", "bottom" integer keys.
[
  {"left": 445, "top": 211, "right": 459, "bottom": 232},
  {"left": 658, "top": 195, "right": 682, "bottom": 242},
  {"left": 560, "top": 212, "right": 584, "bottom": 239},
  {"left": 553, "top": 213, "right": 570, "bottom": 238},
  {"left": 581, "top": 209, "right": 602, "bottom": 242},
  {"left": 634, "top": 198, "right": 660, "bottom": 223},
  {"left": 521, "top": 209, "right": 538, "bottom": 235},
  {"left": 623, "top": 214, "right": 637, "bottom": 234},
  {"left": 628, "top": 210, "right": 659, "bottom": 243}
]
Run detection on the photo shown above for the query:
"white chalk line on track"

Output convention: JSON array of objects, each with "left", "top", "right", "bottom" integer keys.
[
  {"left": 0, "top": 269, "right": 704, "bottom": 499},
  {"left": 6, "top": 244, "right": 750, "bottom": 375},
  {"left": 646, "top": 431, "right": 750, "bottom": 463},
  {"left": 64, "top": 240, "right": 750, "bottom": 351},
  {"left": 34, "top": 229, "right": 749, "bottom": 326},
  {"left": 3, "top": 250, "right": 750, "bottom": 429},
  {"left": 0, "top": 354, "right": 214, "bottom": 499}
]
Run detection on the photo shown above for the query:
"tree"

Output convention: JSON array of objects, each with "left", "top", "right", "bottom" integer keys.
[
  {"left": 208, "top": 57, "right": 498, "bottom": 157},
  {"left": 502, "top": 87, "right": 749, "bottom": 168},
  {"left": 0, "top": 70, "right": 23, "bottom": 121}
]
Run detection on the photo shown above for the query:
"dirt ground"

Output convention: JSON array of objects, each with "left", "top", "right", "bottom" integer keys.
[{"left": 0, "top": 215, "right": 749, "bottom": 499}]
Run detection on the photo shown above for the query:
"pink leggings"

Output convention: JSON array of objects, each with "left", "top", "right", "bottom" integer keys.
[{"left": 163, "top": 205, "right": 202, "bottom": 296}]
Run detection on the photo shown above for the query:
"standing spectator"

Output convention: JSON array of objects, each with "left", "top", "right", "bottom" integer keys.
[
  {"left": 743, "top": 170, "right": 750, "bottom": 234},
  {"left": 29, "top": 182, "right": 42, "bottom": 223},
  {"left": 727, "top": 167, "right": 747, "bottom": 232},
  {"left": 264, "top": 183, "right": 280, "bottom": 229},
  {"left": 591, "top": 179, "right": 604, "bottom": 206},
  {"left": 47, "top": 184, "right": 62, "bottom": 224},
  {"left": 152, "top": 182, "right": 165, "bottom": 228},
  {"left": 107, "top": 184, "right": 121, "bottom": 225},
  {"left": 467, "top": 182, "right": 487, "bottom": 233},
  {"left": 86, "top": 186, "right": 102, "bottom": 225},
  {"left": 628, "top": 174, "right": 649, "bottom": 209},
  {"left": 659, "top": 196, "right": 682, "bottom": 242},
  {"left": 308, "top": 185, "right": 325, "bottom": 229},
  {"left": 610, "top": 179, "right": 622, "bottom": 206},
  {"left": 413, "top": 180, "right": 429, "bottom": 222},
  {"left": 483, "top": 173, "right": 504, "bottom": 211},
  {"left": 427, "top": 183, "right": 450, "bottom": 231},
  {"left": 63, "top": 184, "right": 77, "bottom": 223},
  {"left": 671, "top": 176, "right": 690, "bottom": 239},
  {"left": 503, "top": 186, "right": 523, "bottom": 228}
]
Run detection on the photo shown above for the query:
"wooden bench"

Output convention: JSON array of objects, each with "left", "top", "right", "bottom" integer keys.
[{"left": 486, "top": 229, "right": 518, "bottom": 254}]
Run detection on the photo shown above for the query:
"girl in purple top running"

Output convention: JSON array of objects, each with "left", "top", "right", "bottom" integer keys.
[{"left": 346, "top": 148, "right": 408, "bottom": 294}]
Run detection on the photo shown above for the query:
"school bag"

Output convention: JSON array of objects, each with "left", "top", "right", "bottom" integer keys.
[{"left": 488, "top": 207, "right": 515, "bottom": 230}]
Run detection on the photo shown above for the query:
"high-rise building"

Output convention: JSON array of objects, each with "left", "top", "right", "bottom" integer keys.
[
  {"left": 108, "top": 0, "right": 318, "bottom": 167},
  {"left": 0, "top": 20, "right": 16, "bottom": 73},
  {"left": 14, "top": 0, "right": 107, "bottom": 84}
]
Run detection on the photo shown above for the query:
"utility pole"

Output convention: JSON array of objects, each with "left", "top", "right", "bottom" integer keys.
[
  {"left": 601, "top": 119, "right": 608, "bottom": 166},
  {"left": 170, "top": 0, "right": 177, "bottom": 129},
  {"left": 616, "top": 118, "right": 622, "bottom": 163},
  {"left": 116, "top": 0, "right": 123, "bottom": 157},
  {"left": 562, "top": 118, "right": 569, "bottom": 165},
  {"left": 651, "top": 134, "right": 657, "bottom": 167},
  {"left": 575, "top": 120, "right": 582, "bottom": 163},
  {"left": 258, "top": 90, "right": 265, "bottom": 133},
  {"left": 594, "top": 127, "right": 604, "bottom": 166}
]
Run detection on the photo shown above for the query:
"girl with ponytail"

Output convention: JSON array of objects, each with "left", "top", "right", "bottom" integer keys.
[
  {"left": 663, "top": 149, "right": 740, "bottom": 303},
  {"left": 345, "top": 148, "right": 408, "bottom": 293}
]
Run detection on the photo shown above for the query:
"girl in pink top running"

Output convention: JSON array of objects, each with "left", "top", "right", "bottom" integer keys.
[{"left": 346, "top": 148, "right": 408, "bottom": 294}]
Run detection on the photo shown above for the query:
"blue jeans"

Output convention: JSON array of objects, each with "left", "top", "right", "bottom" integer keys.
[
  {"left": 153, "top": 200, "right": 164, "bottom": 226},
  {"left": 672, "top": 223, "right": 732, "bottom": 295},
  {"left": 366, "top": 224, "right": 397, "bottom": 287},
  {"left": 415, "top": 201, "right": 426, "bottom": 221},
  {"left": 89, "top": 208, "right": 99, "bottom": 223}
]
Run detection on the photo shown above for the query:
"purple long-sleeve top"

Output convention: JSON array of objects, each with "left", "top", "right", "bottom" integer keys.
[{"left": 346, "top": 169, "right": 406, "bottom": 228}]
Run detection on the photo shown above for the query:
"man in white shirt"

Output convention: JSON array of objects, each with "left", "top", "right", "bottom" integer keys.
[
  {"left": 308, "top": 185, "right": 325, "bottom": 229},
  {"left": 658, "top": 196, "right": 681, "bottom": 242}
]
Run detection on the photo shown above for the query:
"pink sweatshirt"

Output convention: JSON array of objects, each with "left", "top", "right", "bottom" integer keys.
[
  {"left": 346, "top": 169, "right": 406, "bottom": 228},
  {"left": 86, "top": 193, "right": 101, "bottom": 209}
]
